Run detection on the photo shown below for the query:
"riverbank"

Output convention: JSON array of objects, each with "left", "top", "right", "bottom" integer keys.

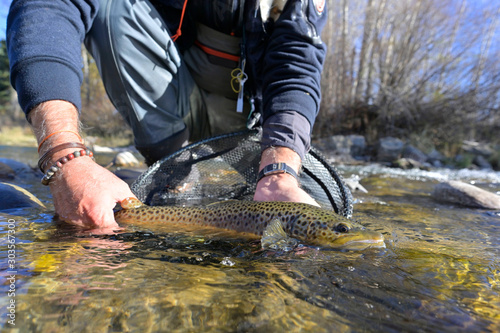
[
  {"left": 0, "top": 126, "right": 37, "bottom": 146},
  {"left": 313, "top": 134, "right": 500, "bottom": 171},
  {"left": 2, "top": 125, "right": 499, "bottom": 172},
  {"left": 0, "top": 126, "right": 133, "bottom": 148}
]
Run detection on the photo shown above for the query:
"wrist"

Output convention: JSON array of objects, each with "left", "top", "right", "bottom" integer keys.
[
  {"left": 259, "top": 146, "right": 301, "bottom": 173},
  {"left": 40, "top": 145, "right": 94, "bottom": 185},
  {"left": 257, "top": 162, "right": 298, "bottom": 183},
  {"left": 38, "top": 142, "right": 88, "bottom": 172}
]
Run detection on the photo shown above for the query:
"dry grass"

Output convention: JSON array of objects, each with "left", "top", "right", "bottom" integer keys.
[
  {"left": 0, "top": 126, "right": 37, "bottom": 147},
  {"left": 0, "top": 126, "right": 133, "bottom": 148}
]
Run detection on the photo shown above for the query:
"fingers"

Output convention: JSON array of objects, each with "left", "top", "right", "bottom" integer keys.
[{"left": 49, "top": 158, "right": 138, "bottom": 231}]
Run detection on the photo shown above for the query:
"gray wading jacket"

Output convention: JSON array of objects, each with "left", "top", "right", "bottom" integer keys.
[{"left": 7, "top": 0, "right": 327, "bottom": 158}]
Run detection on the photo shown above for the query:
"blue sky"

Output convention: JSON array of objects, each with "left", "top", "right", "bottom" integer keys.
[{"left": 0, "top": 0, "right": 10, "bottom": 40}]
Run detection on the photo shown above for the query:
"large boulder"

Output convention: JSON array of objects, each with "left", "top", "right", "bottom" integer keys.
[
  {"left": 431, "top": 181, "right": 500, "bottom": 209},
  {"left": 402, "top": 145, "right": 428, "bottom": 164},
  {"left": 377, "top": 137, "right": 404, "bottom": 162},
  {"left": 461, "top": 140, "right": 494, "bottom": 157},
  {"left": 0, "top": 182, "right": 46, "bottom": 210},
  {"left": 314, "top": 135, "right": 366, "bottom": 159},
  {"left": 427, "top": 149, "right": 445, "bottom": 167},
  {"left": 473, "top": 155, "right": 492, "bottom": 170}
]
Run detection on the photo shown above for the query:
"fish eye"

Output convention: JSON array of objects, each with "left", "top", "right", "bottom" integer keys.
[{"left": 335, "top": 223, "right": 350, "bottom": 233}]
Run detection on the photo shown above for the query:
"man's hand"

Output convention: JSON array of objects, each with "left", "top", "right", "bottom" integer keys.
[
  {"left": 50, "top": 156, "right": 136, "bottom": 231},
  {"left": 30, "top": 100, "right": 137, "bottom": 232},
  {"left": 253, "top": 146, "right": 319, "bottom": 206}
]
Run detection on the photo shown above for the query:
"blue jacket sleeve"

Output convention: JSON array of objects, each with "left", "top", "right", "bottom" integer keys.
[
  {"left": 7, "top": 0, "right": 99, "bottom": 117},
  {"left": 262, "top": 0, "right": 327, "bottom": 131}
]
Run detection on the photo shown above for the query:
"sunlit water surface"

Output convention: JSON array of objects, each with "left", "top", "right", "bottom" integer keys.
[{"left": 1, "top": 146, "right": 499, "bottom": 332}]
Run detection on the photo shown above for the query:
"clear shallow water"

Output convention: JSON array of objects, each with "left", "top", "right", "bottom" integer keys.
[{"left": 1, "top": 150, "right": 499, "bottom": 332}]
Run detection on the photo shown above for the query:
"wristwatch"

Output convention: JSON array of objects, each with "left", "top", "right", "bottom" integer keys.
[{"left": 257, "top": 163, "right": 298, "bottom": 183}]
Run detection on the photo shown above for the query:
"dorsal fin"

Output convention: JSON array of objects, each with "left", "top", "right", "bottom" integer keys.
[{"left": 205, "top": 199, "right": 241, "bottom": 207}]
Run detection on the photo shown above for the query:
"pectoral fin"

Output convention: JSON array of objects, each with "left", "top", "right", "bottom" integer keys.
[{"left": 261, "top": 218, "right": 299, "bottom": 252}]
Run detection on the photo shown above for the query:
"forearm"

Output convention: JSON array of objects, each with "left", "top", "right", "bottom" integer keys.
[
  {"left": 30, "top": 101, "right": 80, "bottom": 149},
  {"left": 30, "top": 100, "right": 84, "bottom": 168}
]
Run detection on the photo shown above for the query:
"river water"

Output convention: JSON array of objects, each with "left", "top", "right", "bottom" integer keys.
[{"left": 0, "top": 146, "right": 499, "bottom": 332}]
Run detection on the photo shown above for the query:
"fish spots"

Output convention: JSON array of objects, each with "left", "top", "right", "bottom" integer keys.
[{"left": 114, "top": 200, "right": 366, "bottom": 248}]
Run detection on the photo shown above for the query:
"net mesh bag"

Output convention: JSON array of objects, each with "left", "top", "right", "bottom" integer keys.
[{"left": 131, "top": 129, "right": 353, "bottom": 218}]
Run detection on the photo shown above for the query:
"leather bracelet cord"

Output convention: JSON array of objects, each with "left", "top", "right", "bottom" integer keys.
[
  {"left": 257, "top": 162, "right": 299, "bottom": 183},
  {"left": 38, "top": 142, "right": 87, "bottom": 173},
  {"left": 37, "top": 130, "right": 83, "bottom": 153},
  {"left": 41, "top": 147, "right": 94, "bottom": 186}
]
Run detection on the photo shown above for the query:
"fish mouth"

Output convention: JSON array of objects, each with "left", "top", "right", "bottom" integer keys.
[
  {"left": 329, "top": 231, "right": 386, "bottom": 251},
  {"left": 340, "top": 238, "right": 386, "bottom": 250}
]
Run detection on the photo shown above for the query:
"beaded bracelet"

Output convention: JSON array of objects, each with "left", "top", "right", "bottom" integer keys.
[
  {"left": 38, "top": 142, "right": 87, "bottom": 173},
  {"left": 41, "top": 148, "right": 94, "bottom": 185}
]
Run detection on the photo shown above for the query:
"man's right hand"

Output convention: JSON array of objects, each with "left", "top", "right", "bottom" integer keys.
[
  {"left": 49, "top": 155, "right": 137, "bottom": 231},
  {"left": 31, "top": 100, "right": 137, "bottom": 232}
]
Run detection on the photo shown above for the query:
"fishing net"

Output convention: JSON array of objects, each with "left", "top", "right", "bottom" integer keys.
[{"left": 131, "top": 129, "right": 353, "bottom": 218}]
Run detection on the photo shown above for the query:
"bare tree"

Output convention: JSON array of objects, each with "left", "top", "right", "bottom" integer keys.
[{"left": 315, "top": 0, "right": 500, "bottom": 149}]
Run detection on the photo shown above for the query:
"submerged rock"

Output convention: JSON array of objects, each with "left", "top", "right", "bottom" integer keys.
[
  {"left": 0, "top": 182, "right": 46, "bottom": 210},
  {"left": 431, "top": 181, "right": 500, "bottom": 209}
]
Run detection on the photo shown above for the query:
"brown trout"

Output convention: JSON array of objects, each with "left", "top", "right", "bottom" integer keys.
[{"left": 115, "top": 198, "right": 385, "bottom": 250}]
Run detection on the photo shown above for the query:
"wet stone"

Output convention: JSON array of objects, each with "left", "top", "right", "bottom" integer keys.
[
  {"left": 431, "top": 180, "right": 500, "bottom": 209},
  {"left": 377, "top": 137, "right": 404, "bottom": 162}
]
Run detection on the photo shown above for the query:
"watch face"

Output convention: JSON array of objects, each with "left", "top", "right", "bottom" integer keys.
[
  {"left": 267, "top": 163, "right": 285, "bottom": 173},
  {"left": 258, "top": 163, "right": 297, "bottom": 183}
]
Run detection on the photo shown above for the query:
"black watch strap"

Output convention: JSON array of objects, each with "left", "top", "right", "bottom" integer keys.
[{"left": 257, "top": 163, "right": 298, "bottom": 183}]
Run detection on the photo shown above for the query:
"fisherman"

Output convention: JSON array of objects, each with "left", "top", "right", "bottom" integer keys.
[{"left": 6, "top": 0, "right": 327, "bottom": 230}]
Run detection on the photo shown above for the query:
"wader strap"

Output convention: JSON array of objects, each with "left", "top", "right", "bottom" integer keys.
[
  {"left": 194, "top": 40, "right": 241, "bottom": 64},
  {"left": 171, "top": 0, "right": 189, "bottom": 42}
]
